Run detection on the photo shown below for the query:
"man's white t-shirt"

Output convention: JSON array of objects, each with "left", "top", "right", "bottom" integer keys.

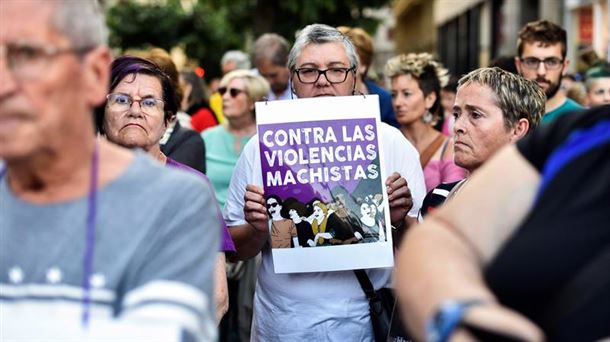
[{"left": 224, "top": 122, "right": 425, "bottom": 340}]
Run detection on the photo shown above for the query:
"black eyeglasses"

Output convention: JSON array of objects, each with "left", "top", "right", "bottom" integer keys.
[
  {"left": 519, "top": 57, "right": 564, "bottom": 70},
  {"left": 293, "top": 67, "right": 355, "bottom": 84},
  {"left": 267, "top": 202, "right": 279, "bottom": 208},
  {"left": 219, "top": 87, "right": 246, "bottom": 97}
]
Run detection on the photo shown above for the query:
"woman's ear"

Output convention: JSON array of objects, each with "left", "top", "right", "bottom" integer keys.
[
  {"left": 424, "top": 91, "right": 437, "bottom": 111},
  {"left": 511, "top": 118, "right": 530, "bottom": 142}
]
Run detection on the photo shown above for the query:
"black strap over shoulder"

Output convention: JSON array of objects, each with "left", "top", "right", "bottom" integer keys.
[
  {"left": 354, "top": 270, "right": 411, "bottom": 342},
  {"left": 354, "top": 269, "right": 377, "bottom": 301}
]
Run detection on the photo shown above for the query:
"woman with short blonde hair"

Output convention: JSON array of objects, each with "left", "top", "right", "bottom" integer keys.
[{"left": 385, "top": 53, "right": 466, "bottom": 191}]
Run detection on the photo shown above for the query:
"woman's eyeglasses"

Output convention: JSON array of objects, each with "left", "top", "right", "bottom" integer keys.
[
  {"left": 219, "top": 87, "right": 246, "bottom": 97},
  {"left": 106, "top": 93, "right": 164, "bottom": 114}
]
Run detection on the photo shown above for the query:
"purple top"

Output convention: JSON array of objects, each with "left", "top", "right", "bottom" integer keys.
[{"left": 167, "top": 157, "right": 236, "bottom": 252}]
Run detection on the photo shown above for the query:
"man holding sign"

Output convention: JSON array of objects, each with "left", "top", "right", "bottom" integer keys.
[{"left": 224, "top": 24, "right": 425, "bottom": 340}]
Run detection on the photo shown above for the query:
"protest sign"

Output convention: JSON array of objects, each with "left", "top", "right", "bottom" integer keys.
[{"left": 256, "top": 95, "right": 394, "bottom": 273}]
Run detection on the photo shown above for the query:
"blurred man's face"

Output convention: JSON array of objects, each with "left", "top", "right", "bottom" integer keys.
[
  {"left": 0, "top": 1, "right": 97, "bottom": 160},
  {"left": 452, "top": 82, "right": 515, "bottom": 172},
  {"left": 221, "top": 61, "right": 237, "bottom": 75},
  {"left": 515, "top": 42, "right": 567, "bottom": 101},
  {"left": 587, "top": 77, "right": 610, "bottom": 106},
  {"left": 257, "top": 59, "right": 290, "bottom": 95},
  {"left": 292, "top": 42, "right": 356, "bottom": 98}
]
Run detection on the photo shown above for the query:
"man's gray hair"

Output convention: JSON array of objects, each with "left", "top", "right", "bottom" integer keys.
[
  {"left": 52, "top": 0, "right": 108, "bottom": 49},
  {"left": 458, "top": 67, "right": 546, "bottom": 132},
  {"left": 287, "top": 24, "right": 359, "bottom": 72},
  {"left": 221, "top": 50, "right": 251, "bottom": 70},
  {"left": 252, "top": 33, "right": 290, "bottom": 67}
]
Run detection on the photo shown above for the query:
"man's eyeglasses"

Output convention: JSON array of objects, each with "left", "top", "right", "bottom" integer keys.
[
  {"left": 106, "top": 93, "right": 165, "bottom": 114},
  {"left": 294, "top": 67, "right": 355, "bottom": 84},
  {"left": 219, "top": 87, "right": 246, "bottom": 97},
  {"left": 519, "top": 57, "right": 564, "bottom": 70},
  {"left": 1, "top": 42, "right": 91, "bottom": 81}
]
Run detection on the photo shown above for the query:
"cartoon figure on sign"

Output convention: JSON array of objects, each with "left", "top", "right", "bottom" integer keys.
[
  {"left": 308, "top": 200, "right": 333, "bottom": 246},
  {"left": 282, "top": 198, "right": 315, "bottom": 248},
  {"left": 267, "top": 195, "right": 297, "bottom": 248},
  {"left": 358, "top": 195, "right": 385, "bottom": 242},
  {"left": 327, "top": 187, "right": 365, "bottom": 245}
]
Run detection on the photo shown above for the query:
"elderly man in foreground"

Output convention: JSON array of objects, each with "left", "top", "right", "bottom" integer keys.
[{"left": 0, "top": 1, "right": 218, "bottom": 340}]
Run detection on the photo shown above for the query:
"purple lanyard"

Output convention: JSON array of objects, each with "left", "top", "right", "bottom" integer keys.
[
  {"left": 81, "top": 142, "right": 99, "bottom": 327},
  {"left": 0, "top": 142, "right": 98, "bottom": 328}
]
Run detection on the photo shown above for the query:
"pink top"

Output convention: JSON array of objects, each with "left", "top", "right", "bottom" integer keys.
[
  {"left": 442, "top": 116, "right": 455, "bottom": 137},
  {"left": 423, "top": 159, "right": 466, "bottom": 192}
]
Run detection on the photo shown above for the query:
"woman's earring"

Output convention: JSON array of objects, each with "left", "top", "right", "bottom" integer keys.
[{"left": 422, "top": 110, "right": 434, "bottom": 124}]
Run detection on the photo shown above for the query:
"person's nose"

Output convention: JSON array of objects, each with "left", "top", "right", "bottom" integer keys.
[
  {"left": 315, "top": 71, "right": 330, "bottom": 86},
  {"left": 127, "top": 100, "right": 144, "bottom": 116},
  {"left": 222, "top": 90, "right": 231, "bottom": 100},
  {"left": 392, "top": 93, "right": 405, "bottom": 109},
  {"left": 453, "top": 115, "right": 465, "bottom": 135},
  {"left": 536, "top": 61, "right": 547, "bottom": 76}
]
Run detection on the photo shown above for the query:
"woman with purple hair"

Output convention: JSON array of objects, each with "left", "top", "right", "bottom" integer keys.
[{"left": 98, "top": 55, "right": 235, "bottom": 323}]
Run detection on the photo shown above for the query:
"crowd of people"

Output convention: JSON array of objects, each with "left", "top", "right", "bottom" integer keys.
[{"left": 1, "top": 1, "right": 608, "bottom": 342}]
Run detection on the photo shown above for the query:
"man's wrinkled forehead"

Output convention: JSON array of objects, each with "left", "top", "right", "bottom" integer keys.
[
  {"left": 0, "top": 1, "right": 59, "bottom": 44},
  {"left": 296, "top": 42, "right": 350, "bottom": 67}
]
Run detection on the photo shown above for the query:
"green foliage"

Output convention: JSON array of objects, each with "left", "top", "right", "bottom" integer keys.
[
  {"left": 107, "top": 0, "right": 186, "bottom": 51},
  {"left": 106, "top": 0, "right": 390, "bottom": 78}
]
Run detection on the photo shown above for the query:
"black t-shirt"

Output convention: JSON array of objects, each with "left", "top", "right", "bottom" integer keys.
[
  {"left": 420, "top": 181, "right": 461, "bottom": 217},
  {"left": 484, "top": 105, "right": 610, "bottom": 341},
  {"left": 161, "top": 121, "right": 207, "bottom": 174}
]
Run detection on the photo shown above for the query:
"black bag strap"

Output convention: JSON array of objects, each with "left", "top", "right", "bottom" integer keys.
[
  {"left": 354, "top": 269, "right": 377, "bottom": 301},
  {"left": 542, "top": 243, "right": 610, "bottom": 327}
]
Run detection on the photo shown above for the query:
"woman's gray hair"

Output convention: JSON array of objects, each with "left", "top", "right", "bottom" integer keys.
[
  {"left": 287, "top": 24, "right": 359, "bottom": 72},
  {"left": 458, "top": 67, "right": 546, "bottom": 132},
  {"left": 52, "top": 0, "right": 108, "bottom": 49}
]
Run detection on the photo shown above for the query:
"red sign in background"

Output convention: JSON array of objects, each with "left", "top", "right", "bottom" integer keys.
[{"left": 579, "top": 7, "right": 593, "bottom": 44}]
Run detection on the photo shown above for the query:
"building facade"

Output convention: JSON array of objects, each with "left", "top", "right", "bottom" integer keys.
[{"left": 393, "top": 0, "right": 609, "bottom": 76}]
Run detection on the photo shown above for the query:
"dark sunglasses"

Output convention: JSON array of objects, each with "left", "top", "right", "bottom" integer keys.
[
  {"left": 219, "top": 87, "right": 246, "bottom": 97},
  {"left": 267, "top": 202, "right": 279, "bottom": 208}
]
